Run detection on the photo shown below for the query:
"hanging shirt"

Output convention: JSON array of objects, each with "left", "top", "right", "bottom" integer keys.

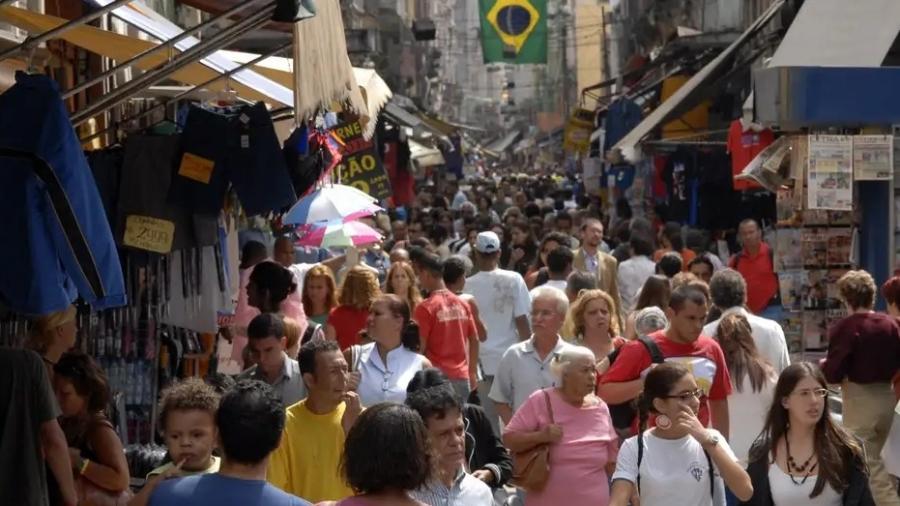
[
  {"left": 0, "top": 72, "right": 126, "bottom": 314},
  {"left": 727, "top": 120, "right": 774, "bottom": 191},
  {"left": 605, "top": 98, "right": 643, "bottom": 152}
]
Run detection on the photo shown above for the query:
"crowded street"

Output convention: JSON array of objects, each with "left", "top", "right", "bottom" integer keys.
[{"left": 0, "top": 0, "right": 899, "bottom": 505}]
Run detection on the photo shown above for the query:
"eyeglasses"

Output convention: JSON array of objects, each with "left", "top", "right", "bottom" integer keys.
[
  {"left": 663, "top": 389, "right": 704, "bottom": 402},
  {"left": 791, "top": 388, "right": 828, "bottom": 400}
]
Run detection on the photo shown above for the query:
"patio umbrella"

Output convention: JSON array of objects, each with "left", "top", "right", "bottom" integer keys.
[
  {"left": 282, "top": 184, "right": 380, "bottom": 225},
  {"left": 295, "top": 219, "right": 383, "bottom": 248}
]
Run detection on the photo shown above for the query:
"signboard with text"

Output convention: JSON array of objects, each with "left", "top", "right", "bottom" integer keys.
[{"left": 332, "top": 120, "right": 392, "bottom": 200}]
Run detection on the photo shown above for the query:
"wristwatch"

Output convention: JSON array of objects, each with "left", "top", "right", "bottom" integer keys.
[{"left": 704, "top": 432, "right": 720, "bottom": 448}]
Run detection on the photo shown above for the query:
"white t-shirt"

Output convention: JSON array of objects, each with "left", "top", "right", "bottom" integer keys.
[
  {"left": 728, "top": 373, "right": 776, "bottom": 465},
  {"left": 612, "top": 429, "right": 734, "bottom": 506},
  {"left": 464, "top": 268, "right": 532, "bottom": 376},
  {"left": 542, "top": 279, "right": 568, "bottom": 293},
  {"left": 768, "top": 465, "right": 841, "bottom": 506}
]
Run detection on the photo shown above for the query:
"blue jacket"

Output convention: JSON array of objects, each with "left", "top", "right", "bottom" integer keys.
[{"left": 0, "top": 72, "right": 126, "bottom": 314}]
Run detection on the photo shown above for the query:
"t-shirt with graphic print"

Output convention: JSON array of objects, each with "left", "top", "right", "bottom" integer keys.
[
  {"left": 612, "top": 429, "right": 735, "bottom": 506},
  {"left": 600, "top": 329, "right": 732, "bottom": 432},
  {"left": 464, "top": 268, "right": 531, "bottom": 376}
]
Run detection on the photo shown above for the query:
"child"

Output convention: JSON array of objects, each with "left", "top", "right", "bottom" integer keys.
[{"left": 129, "top": 378, "right": 220, "bottom": 506}]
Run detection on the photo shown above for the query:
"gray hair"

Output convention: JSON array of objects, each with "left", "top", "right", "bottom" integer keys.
[
  {"left": 550, "top": 346, "right": 596, "bottom": 381},
  {"left": 530, "top": 285, "right": 569, "bottom": 315},
  {"left": 709, "top": 268, "right": 746, "bottom": 309},
  {"left": 634, "top": 307, "right": 668, "bottom": 335}
]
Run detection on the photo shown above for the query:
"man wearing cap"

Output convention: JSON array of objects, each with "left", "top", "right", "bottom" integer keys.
[{"left": 464, "top": 231, "right": 532, "bottom": 435}]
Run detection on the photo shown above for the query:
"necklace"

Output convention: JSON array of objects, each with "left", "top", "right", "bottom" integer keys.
[{"left": 784, "top": 435, "right": 817, "bottom": 486}]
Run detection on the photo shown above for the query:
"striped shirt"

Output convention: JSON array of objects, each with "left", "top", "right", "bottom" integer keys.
[{"left": 410, "top": 469, "right": 493, "bottom": 506}]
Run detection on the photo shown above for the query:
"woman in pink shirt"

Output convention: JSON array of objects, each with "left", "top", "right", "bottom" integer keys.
[{"left": 504, "top": 346, "right": 619, "bottom": 506}]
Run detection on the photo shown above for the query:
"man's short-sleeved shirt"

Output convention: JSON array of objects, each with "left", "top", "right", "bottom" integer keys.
[
  {"left": 0, "top": 349, "right": 60, "bottom": 506},
  {"left": 237, "top": 354, "right": 307, "bottom": 407},
  {"left": 415, "top": 289, "right": 478, "bottom": 380},
  {"left": 600, "top": 330, "right": 732, "bottom": 428},
  {"left": 150, "top": 473, "right": 312, "bottom": 506},
  {"left": 464, "top": 268, "right": 532, "bottom": 376},
  {"left": 489, "top": 337, "right": 576, "bottom": 412}
]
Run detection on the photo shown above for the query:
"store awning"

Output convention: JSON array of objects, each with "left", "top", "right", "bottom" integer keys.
[
  {"left": 0, "top": 5, "right": 288, "bottom": 105},
  {"left": 755, "top": 0, "right": 900, "bottom": 128},
  {"left": 612, "top": 0, "right": 785, "bottom": 156},
  {"left": 769, "top": 0, "right": 900, "bottom": 67},
  {"left": 483, "top": 130, "right": 521, "bottom": 155},
  {"left": 409, "top": 139, "right": 445, "bottom": 167}
]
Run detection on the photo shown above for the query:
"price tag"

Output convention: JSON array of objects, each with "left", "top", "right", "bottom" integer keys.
[
  {"left": 241, "top": 134, "right": 249, "bottom": 149},
  {"left": 178, "top": 152, "right": 215, "bottom": 184},
  {"left": 123, "top": 215, "right": 175, "bottom": 254}
]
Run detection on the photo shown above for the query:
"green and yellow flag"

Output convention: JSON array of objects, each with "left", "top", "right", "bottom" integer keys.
[{"left": 479, "top": 0, "right": 547, "bottom": 64}]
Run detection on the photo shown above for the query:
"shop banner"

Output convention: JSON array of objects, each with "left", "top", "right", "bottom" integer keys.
[
  {"left": 332, "top": 120, "right": 392, "bottom": 200},
  {"left": 563, "top": 109, "right": 594, "bottom": 154},
  {"left": 808, "top": 135, "right": 853, "bottom": 211},
  {"left": 853, "top": 135, "right": 893, "bottom": 180}
]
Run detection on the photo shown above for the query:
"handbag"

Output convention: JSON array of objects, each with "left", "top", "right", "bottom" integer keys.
[{"left": 510, "top": 389, "right": 555, "bottom": 492}]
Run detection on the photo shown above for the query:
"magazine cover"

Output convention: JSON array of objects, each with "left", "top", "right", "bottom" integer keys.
[
  {"left": 825, "top": 269, "right": 850, "bottom": 307},
  {"left": 774, "top": 229, "right": 803, "bottom": 270},
  {"left": 803, "top": 209, "right": 829, "bottom": 226},
  {"left": 826, "top": 228, "right": 853, "bottom": 266},
  {"left": 779, "top": 270, "right": 806, "bottom": 311},
  {"left": 802, "top": 270, "right": 829, "bottom": 309},
  {"left": 803, "top": 310, "right": 828, "bottom": 350},
  {"left": 782, "top": 311, "right": 804, "bottom": 355},
  {"left": 802, "top": 229, "right": 828, "bottom": 268},
  {"left": 776, "top": 187, "right": 801, "bottom": 224}
]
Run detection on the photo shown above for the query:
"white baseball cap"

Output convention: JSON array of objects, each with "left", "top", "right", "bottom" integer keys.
[{"left": 475, "top": 231, "right": 501, "bottom": 254}]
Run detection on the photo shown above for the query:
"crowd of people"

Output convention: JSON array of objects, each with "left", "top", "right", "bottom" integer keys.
[{"left": 2, "top": 174, "right": 899, "bottom": 506}]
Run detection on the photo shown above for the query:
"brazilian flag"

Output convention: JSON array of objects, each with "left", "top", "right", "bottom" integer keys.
[{"left": 479, "top": 0, "right": 547, "bottom": 64}]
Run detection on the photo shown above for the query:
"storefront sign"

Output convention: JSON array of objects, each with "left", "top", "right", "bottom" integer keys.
[
  {"left": 852, "top": 135, "right": 893, "bottom": 180},
  {"left": 333, "top": 120, "right": 392, "bottom": 200},
  {"left": 123, "top": 215, "right": 175, "bottom": 253},
  {"left": 808, "top": 135, "right": 853, "bottom": 211}
]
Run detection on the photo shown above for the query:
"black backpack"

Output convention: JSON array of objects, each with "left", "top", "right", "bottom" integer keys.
[{"left": 606, "top": 335, "right": 665, "bottom": 430}]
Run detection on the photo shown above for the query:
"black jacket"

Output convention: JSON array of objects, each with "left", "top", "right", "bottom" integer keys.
[
  {"left": 464, "top": 403, "right": 513, "bottom": 488},
  {"left": 739, "top": 438, "right": 875, "bottom": 506}
]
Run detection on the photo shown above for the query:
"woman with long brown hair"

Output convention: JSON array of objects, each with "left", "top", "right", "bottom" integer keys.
[
  {"left": 384, "top": 262, "right": 423, "bottom": 312},
  {"left": 325, "top": 266, "right": 381, "bottom": 350},
  {"left": 635, "top": 274, "right": 671, "bottom": 312},
  {"left": 53, "top": 351, "right": 130, "bottom": 501},
  {"left": 301, "top": 264, "right": 338, "bottom": 326},
  {"left": 741, "top": 362, "right": 874, "bottom": 506},
  {"left": 714, "top": 313, "right": 777, "bottom": 470}
]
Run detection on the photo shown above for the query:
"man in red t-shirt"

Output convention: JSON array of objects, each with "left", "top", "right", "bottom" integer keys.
[
  {"left": 598, "top": 286, "right": 732, "bottom": 437},
  {"left": 414, "top": 254, "right": 479, "bottom": 400},
  {"left": 729, "top": 219, "right": 779, "bottom": 316}
]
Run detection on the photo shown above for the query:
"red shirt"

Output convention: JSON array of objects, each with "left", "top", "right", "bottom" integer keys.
[
  {"left": 729, "top": 242, "right": 778, "bottom": 314},
  {"left": 727, "top": 120, "right": 774, "bottom": 191},
  {"left": 823, "top": 313, "right": 900, "bottom": 385},
  {"left": 600, "top": 330, "right": 733, "bottom": 431},
  {"left": 414, "top": 290, "right": 477, "bottom": 380},
  {"left": 327, "top": 305, "right": 370, "bottom": 351}
]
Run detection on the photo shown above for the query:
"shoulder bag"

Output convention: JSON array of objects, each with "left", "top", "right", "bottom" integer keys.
[{"left": 510, "top": 389, "right": 555, "bottom": 492}]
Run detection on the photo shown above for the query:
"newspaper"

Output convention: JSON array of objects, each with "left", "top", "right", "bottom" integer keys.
[
  {"left": 808, "top": 135, "right": 853, "bottom": 211},
  {"left": 853, "top": 135, "right": 893, "bottom": 180}
]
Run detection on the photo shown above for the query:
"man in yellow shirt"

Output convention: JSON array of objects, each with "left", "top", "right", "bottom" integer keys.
[{"left": 267, "top": 340, "right": 362, "bottom": 502}]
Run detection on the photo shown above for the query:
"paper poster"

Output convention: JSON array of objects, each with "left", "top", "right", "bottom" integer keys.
[
  {"left": 826, "top": 228, "right": 853, "bottom": 266},
  {"left": 802, "top": 269, "right": 829, "bottom": 309},
  {"left": 808, "top": 135, "right": 853, "bottom": 210},
  {"left": 774, "top": 229, "right": 803, "bottom": 270},
  {"left": 853, "top": 135, "right": 893, "bottom": 180}
]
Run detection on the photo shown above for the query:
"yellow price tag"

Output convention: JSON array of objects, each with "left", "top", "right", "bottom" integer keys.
[
  {"left": 178, "top": 152, "right": 215, "bottom": 183},
  {"left": 123, "top": 215, "right": 175, "bottom": 254}
]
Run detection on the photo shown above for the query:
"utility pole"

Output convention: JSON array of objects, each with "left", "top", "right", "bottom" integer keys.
[{"left": 561, "top": 7, "right": 569, "bottom": 116}]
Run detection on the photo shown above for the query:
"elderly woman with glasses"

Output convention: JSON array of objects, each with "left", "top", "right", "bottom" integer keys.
[{"left": 503, "top": 346, "right": 619, "bottom": 506}]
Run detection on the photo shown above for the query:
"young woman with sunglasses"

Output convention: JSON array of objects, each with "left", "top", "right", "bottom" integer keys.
[
  {"left": 609, "top": 362, "right": 752, "bottom": 506},
  {"left": 740, "top": 362, "right": 874, "bottom": 506}
]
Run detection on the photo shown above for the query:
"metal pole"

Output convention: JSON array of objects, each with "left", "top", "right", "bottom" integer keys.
[
  {"left": 0, "top": 0, "right": 133, "bottom": 63},
  {"left": 70, "top": 2, "right": 275, "bottom": 127},
  {"left": 62, "top": 0, "right": 266, "bottom": 99},
  {"left": 79, "top": 41, "right": 292, "bottom": 145}
]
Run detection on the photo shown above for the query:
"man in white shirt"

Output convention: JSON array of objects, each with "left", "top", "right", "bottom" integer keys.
[
  {"left": 540, "top": 246, "right": 573, "bottom": 294},
  {"left": 490, "top": 286, "right": 575, "bottom": 422},
  {"left": 465, "top": 231, "right": 531, "bottom": 435},
  {"left": 617, "top": 233, "right": 657, "bottom": 313},
  {"left": 703, "top": 268, "right": 790, "bottom": 373}
]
